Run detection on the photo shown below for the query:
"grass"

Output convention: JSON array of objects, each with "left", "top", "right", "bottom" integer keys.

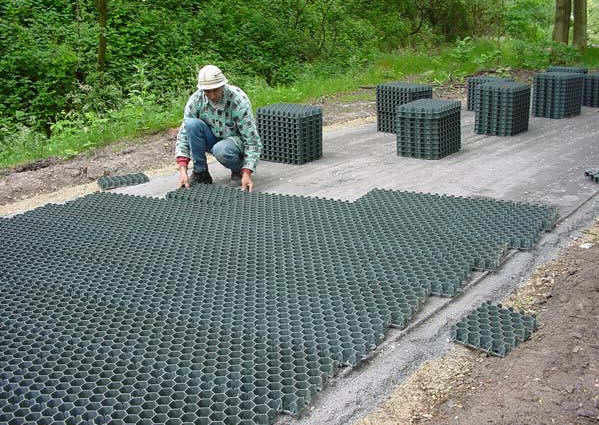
[
  {"left": 582, "top": 46, "right": 599, "bottom": 66},
  {"left": 3, "top": 47, "right": 452, "bottom": 169},
  {"left": 2, "top": 38, "right": 599, "bottom": 170}
]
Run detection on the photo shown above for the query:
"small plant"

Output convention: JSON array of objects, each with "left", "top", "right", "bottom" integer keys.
[
  {"left": 495, "top": 65, "right": 513, "bottom": 78},
  {"left": 507, "top": 39, "right": 550, "bottom": 69},
  {"left": 474, "top": 49, "right": 502, "bottom": 68},
  {"left": 549, "top": 42, "right": 583, "bottom": 65},
  {"left": 128, "top": 62, "right": 154, "bottom": 105},
  {"left": 450, "top": 37, "right": 474, "bottom": 63}
]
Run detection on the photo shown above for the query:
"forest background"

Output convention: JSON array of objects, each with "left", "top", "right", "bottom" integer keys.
[{"left": 1, "top": 0, "right": 598, "bottom": 168}]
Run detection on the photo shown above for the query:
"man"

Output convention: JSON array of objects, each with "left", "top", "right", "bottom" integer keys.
[{"left": 175, "top": 65, "right": 262, "bottom": 192}]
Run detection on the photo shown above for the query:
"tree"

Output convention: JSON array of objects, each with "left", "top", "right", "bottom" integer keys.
[
  {"left": 552, "top": 0, "right": 571, "bottom": 43},
  {"left": 573, "top": 0, "right": 587, "bottom": 48},
  {"left": 96, "top": 0, "right": 108, "bottom": 71}
]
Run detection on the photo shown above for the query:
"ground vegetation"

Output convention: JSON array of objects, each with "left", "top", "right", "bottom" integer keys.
[{"left": 0, "top": 0, "right": 598, "bottom": 169}]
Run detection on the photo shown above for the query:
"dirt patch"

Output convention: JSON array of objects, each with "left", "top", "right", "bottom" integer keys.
[
  {"left": 355, "top": 219, "right": 599, "bottom": 425},
  {"left": 0, "top": 131, "right": 176, "bottom": 208},
  {"left": 471, "top": 68, "right": 537, "bottom": 83}
]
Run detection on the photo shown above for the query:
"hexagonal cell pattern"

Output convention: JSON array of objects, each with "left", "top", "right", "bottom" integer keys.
[
  {"left": 545, "top": 65, "right": 588, "bottom": 74},
  {"left": 97, "top": 173, "right": 149, "bottom": 190},
  {"left": 450, "top": 301, "right": 538, "bottom": 357},
  {"left": 0, "top": 185, "right": 556, "bottom": 423},
  {"left": 467, "top": 76, "right": 514, "bottom": 111},
  {"left": 533, "top": 72, "right": 584, "bottom": 119}
]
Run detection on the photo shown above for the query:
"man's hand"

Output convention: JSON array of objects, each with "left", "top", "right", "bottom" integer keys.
[
  {"left": 177, "top": 168, "right": 190, "bottom": 189},
  {"left": 241, "top": 173, "right": 253, "bottom": 192}
]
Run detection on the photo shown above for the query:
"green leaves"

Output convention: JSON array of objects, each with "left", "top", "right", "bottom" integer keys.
[{"left": 450, "top": 37, "right": 475, "bottom": 63}]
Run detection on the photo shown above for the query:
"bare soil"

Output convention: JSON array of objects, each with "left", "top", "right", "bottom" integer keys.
[{"left": 356, "top": 221, "right": 599, "bottom": 425}]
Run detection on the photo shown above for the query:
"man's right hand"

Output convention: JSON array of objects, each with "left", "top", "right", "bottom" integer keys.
[{"left": 178, "top": 168, "right": 190, "bottom": 189}]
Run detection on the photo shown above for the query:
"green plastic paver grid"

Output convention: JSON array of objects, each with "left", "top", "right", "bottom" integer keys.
[
  {"left": 257, "top": 103, "right": 322, "bottom": 165},
  {"left": 584, "top": 169, "right": 599, "bottom": 183},
  {"left": 467, "top": 76, "right": 514, "bottom": 111},
  {"left": 0, "top": 185, "right": 558, "bottom": 424},
  {"left": 396, "top": 99, "right": 461, "bottom": 160},
  {"left": 97, "top": 173, "right": 149, "bottom": 190},
  {"left": 546, "top": 65, "right": 588, "bottom": 74},
  {"left": 166, "top": 184, "right": 245, "bottom": 204},
  {"left": 474, "top": 81, "right": 531, "bottom": 136},
  {"left": 451, "top": 302, "right": 537, "bottom": 357},
  {"left": 583, "top": 73, "right": 599, "bottom": 107},
  {"left": 533, "top": 72, "right": 584, "bottom": 119},
  {"left": 376, "top": 82, "right": 432, "bottom": 133}
]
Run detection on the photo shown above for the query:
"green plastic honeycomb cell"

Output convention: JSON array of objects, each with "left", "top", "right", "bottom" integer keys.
[
  {"left": 474, "top": 81, "right": 531, "bottom": 136},
  {"left": 376, "top": 82, "right": 433, "bottom": 133},
  {"left": 97, "top": 173, "right": 150, "bottom": 190},
  {"left": 532, "top": 72, "right": 584, "bottom": 119},
  {"left": 0, "top": 185, "right": 558, "bottom": 424},
  {"left": 467, "top": 76, "right": 515, "bottom": 111},
  {"left": 256, "top": 103, "right": 322, "bottom": 165},
  {"left": 451, "top": 301, "right": 537, "bottom": 357}
]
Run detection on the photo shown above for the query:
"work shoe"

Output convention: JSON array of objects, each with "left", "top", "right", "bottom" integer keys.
[
  {"left": 231, "top": 170, "right": 242, "bottom": 181},
  {"left": 190, "top": 170, "right": 213, "bottom": 185}
]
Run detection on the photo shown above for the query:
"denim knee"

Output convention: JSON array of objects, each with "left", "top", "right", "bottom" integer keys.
[{"left": 212, "top": 142, "right": 234, "bottom": 162}]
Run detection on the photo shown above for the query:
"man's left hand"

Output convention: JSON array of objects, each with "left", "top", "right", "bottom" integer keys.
[{"left": 241, "top": 173, "right": 253, "bottom": 192}]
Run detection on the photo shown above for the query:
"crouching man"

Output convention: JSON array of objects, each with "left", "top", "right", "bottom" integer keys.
[{"left": 175, "top": 64, "right": 262, "bottom": 192}]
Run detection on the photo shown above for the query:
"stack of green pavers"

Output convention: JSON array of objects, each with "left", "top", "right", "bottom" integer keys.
[
  {"left": 583, "top": 73, "right": 599, "bottom": 107},
  {"left": 546, "top": 65, "right": 588, "bottom": 74},
  {"left": 467, "top": 76, "right": 514, "bottom": 111},
  {"left": 256, "top": 103, "right": 323, "bottom": 165},
  {"left": 533, "top": 72, "right": 584, "bottom": 118},
  {"left": 376, "top": 82, "right": 432, "bottom": 133},
  {"left": 545, "top": 67, "right": 594, "bottom": 107},
  {"left": 474, "top": 81, "right": 531, "bottom": 136},
  {"left": 396, "top": 99, "right": 461, "bottom": 160}
]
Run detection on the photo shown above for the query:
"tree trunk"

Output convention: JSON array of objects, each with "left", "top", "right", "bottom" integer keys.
[
  {"left": 573, "top": 0, "right": 587, "bottom": 48},
  {"left": 96, "top": 0, "right": 108, "bottom": 71},
  {"left": 552, "top": 0, "right": 571, "bottom": 43}
]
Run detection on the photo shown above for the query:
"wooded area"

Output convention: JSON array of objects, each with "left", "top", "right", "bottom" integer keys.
[
  {"left": 0, "top": 0, "right": 595, "bottom": 167},
  {"left": 553, "top": 0, "right": 588, "bottom": 47}
]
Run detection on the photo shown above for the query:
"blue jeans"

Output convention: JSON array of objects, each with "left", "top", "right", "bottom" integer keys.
[{"left": 185, "top": 118, "right": 243, "bottom": 173}]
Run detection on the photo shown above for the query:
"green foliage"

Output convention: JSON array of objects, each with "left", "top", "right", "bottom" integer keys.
[
  {"left": 549, "top": 42, "right": 584, "bottom": 64},
  {"left": 1, "top": 0, "right": 597, "bottom": 169},
  {"left": 474, "top": 49, "right": 502, "bottom": 68},
  {"left": 450, "top": 37, "right": 475, "bottom": 63},
  {"left": 590, "top": 0, "right": 599, "bottom": 45},
  {"left": 503, "top": 39, "right": 585, "bottom": 69},
  {"left": 1, "top": 0, "right": 505, "bottom": 145},
  {"left": 423, "top": 0, "right": 474, "bottom": 41},
  {"left": 504, "top": 0, "right": 553, "bottom": 42}
]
